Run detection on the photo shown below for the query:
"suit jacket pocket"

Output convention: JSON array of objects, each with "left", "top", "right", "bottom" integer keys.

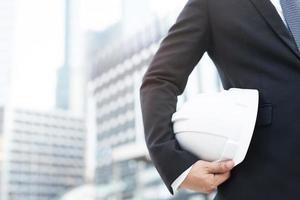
[{"left": 255, "top": 103, "right": 273, "bottom": 127}]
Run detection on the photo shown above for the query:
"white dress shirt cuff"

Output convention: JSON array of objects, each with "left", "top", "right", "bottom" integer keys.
[{"left": 171, "top": 165, "right": 193, "bottom": 194}]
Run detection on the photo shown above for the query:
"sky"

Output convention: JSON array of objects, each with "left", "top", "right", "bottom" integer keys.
[
  {"left": 11, "top": 0, "right": 187, "bottom": 110},
  {"left": 12, "top": 0, "right": 64, "bottom": 110}
]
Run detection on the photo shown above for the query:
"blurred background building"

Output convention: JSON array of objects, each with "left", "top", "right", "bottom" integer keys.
[
  {"left": 56, "top": 0, "right": 86, "bottom": 114},
  {"left": 1, "top": 108, "right": 85, "bottom": 200},
  {"left": 0, "top": 0, "right": 223, "bottom": 199},
  {"left": 56, "top": 0, "right": 72, "bottom": 111}
]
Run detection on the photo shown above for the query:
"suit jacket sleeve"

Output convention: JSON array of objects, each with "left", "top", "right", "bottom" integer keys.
[{"left": 139, "top": 0, "right": 211, "bottom": 195}]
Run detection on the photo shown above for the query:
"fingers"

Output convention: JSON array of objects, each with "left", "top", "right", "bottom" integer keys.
[
  {"left": 203, "top": 172, "right": 231, "bottom": 193},
  {"left": 213, "top": 171, "right": 231, "bottom": 186},
  {"left": 207, "top": 160, "right": 234, "bottom": 174},
  {"left": 179, "top": 160, "right": 234, "bottom": 194}
]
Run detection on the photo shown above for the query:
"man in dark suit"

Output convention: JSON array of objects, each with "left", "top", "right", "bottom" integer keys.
[{"left": 139, "top": 0, "right": 300, "bottom": 199}]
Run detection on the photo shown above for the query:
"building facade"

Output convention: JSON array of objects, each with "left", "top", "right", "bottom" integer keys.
[
  {"left": 0, "top": 108, "right": 86, "bottom": 200},
  {"left": 56, "top": 0, "right": 86, "bottom": 114}
]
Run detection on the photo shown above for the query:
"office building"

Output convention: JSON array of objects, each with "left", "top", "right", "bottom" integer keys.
[
  {"left": 56, "top": 0, "right": 86, "bottom": 114},
  {"left": 1, "top": 108, "right": 86, "bottom": 200},
  {"left": 56, "top": 0, "right": 72, "bottom": 111}
]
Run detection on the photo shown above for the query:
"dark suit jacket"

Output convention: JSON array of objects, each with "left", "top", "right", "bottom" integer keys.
[{"left": 139, "top": 0, "right": 300, "bottom": 199}]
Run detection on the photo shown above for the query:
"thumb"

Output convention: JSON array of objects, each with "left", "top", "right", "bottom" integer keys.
[{"left": 207, "top": 160, "right": 234, "bottom": 174}]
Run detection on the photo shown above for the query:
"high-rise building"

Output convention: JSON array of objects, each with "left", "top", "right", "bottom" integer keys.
[
  {"left": 56, "top": 0, "right": 86, "bottom": 114},
  {"left": 56, "top": 0, "right": 72, "bottom": 110},
  {"left": 88, "top": 24, "right": 159, "bottom": 199},
  {"left": 0, "top": 108, "right": 86, "bottom": 200},
  {"left": 56, "top": 66, "right": 70, "bottom": 110}
]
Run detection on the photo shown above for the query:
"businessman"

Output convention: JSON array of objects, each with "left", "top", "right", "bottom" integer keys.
[{"left": 139, "top": 0, "right": 300, "bottom": 199}]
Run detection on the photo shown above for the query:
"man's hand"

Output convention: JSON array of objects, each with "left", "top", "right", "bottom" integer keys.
[{"left": 179, "top": 160, "right": 234, "bottom": 193}]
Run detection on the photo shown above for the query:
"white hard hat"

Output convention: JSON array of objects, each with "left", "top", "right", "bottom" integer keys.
[{"left": 172, "top": 88, "right": 259, "bottom": 166}]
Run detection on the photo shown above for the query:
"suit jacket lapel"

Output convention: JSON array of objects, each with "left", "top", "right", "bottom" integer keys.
[{"left": 249, "top": 0, "right": 300, "bottom": 60}]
